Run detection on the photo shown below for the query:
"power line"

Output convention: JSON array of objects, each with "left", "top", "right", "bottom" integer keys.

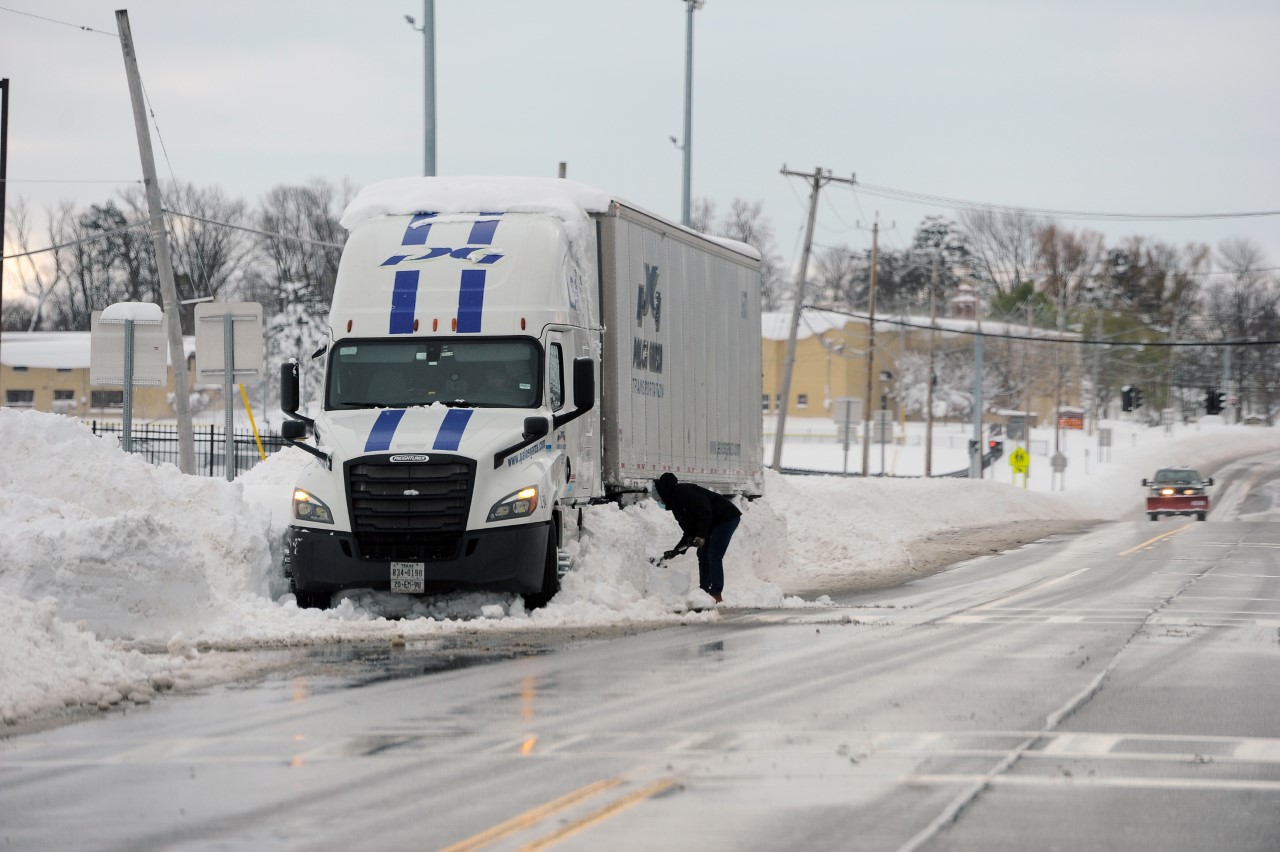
[
  {"left": 1, "top": 221, "right": 150, "bottom": 259},
  {"left": 1, "top": 178, "right": 141, "bottom": 185},
  {"left": 2, "top": 210, "right": 345, "bottom": 260},
  {"left": 0, "top": 5, "right": 115, "bottom": 36},
  {"left": 165, "top": 209, "right": 345, "bottom": 249},
  {"left": 842, "top": 180, "right": 1280, "bottom": 222},
  {"left": 813, "top": 304, "right": 1280, "bottom": 347}
]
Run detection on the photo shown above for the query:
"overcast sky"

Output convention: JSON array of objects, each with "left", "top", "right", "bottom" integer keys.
[{"left": 3, "top": 0, "right": 1278, "bottom": 295}]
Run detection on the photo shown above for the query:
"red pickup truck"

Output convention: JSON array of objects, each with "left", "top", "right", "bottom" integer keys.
[{"left": 1143, "top": 467, "right": 1213, "bottom": 521}]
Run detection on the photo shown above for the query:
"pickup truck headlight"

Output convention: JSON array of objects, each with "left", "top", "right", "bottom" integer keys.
[
  {"left": 1160, "top": 487, "right": 1175, "bottom": 496},
  {"left": 488, "top": 486, "right": 538, "bottom": 522},
  {"left": 293, "top": 489, "right": 335, "bottom": 524}
]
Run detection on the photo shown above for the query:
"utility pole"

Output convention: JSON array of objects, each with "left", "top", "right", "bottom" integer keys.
[
  {"left": 116, "top": 10, "right": 195, "bottom": 474},
  {"left": 925, "top": 256, "right": 938, "bottom": 477},
  {"left": 969, "top": 286, "right": 985, "bottom": 479},
  {"left": 860, "top": 219, "right": 881, "bottom": 477},
  {"left": 405, "top": 1, "right": 436, "bottom": 176},
  {"left": 1222, "top": 341, "right": 1233, "bottom": 425},
  {"left": 679, "top": 0, "right": 703, "bottom": 227},
  {"left": 1025, "top": 299, "right": 1034, "bottom": 458},
  {"left": 771, "top": 165, "right": 855, "bottom": 471},
  {"left": 1, "top": 78, "right": 9, "bottom": 366}
]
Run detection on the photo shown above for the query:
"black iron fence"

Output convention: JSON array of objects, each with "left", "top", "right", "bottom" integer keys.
[{"left": 90, "top": 421, "right": 291, "bottom": 479}]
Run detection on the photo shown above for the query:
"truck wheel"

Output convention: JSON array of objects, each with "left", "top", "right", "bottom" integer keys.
[
  {"left": 1197, "top": 512, "right": 1207, "bottom": 521},
  {"left": 292, "top": 581, "right": 331, "bottom": 610},
  {"left": 1148, "top": 513, "right": 1158, "bottom": 522},
  {"left": 523, "top": 533, "right": 560, "bottom": 610}
]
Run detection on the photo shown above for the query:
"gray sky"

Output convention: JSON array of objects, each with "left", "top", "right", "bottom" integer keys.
[{"left": 3, "top": 0, "right": 1278, "bottom": 294}]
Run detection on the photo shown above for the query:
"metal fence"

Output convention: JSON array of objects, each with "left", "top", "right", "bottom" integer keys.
[{"left": 90, "top": 421, "right": 291, "bottom": 478}]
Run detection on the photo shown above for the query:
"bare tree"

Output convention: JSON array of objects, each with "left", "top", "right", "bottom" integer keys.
[
  {"left": 959, "top": 207, "right": 1045, "bottom": 300},
  {"left": 1201, "top": 239, "right": 1280, "bottom": 418},
  {"left": 696, "top": 197, "right": 786, "bottom": 311},
  {"left": 257, "top": 179, "right": 348, "bottom": 308},
  {"left": 812, "top": 244, "right": 864, "bottom": 309},
  {"left": 3, "top": 197, "right": 63, "bottom": 329}
]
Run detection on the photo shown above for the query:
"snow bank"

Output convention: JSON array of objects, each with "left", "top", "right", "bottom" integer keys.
[{"left": 2, "top": 407, "right": 1276, "bottom": 726}]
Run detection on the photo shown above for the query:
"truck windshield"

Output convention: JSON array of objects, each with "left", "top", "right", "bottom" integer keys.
[{"left": 327, "top": 338, "right": 542, "bottom": 410}]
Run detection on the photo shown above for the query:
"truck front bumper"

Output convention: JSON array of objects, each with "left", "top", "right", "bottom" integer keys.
[
  {"left": 1146, "top": 496, "right": 1209, "bottom": 516},
  {"left": 286, "top": 521, "right": 551, "bottom": 597}
]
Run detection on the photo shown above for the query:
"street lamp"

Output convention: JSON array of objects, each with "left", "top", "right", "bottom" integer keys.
[
  {"left": 678, "top": 0, "right": 704, "bottom": 227},
  {"left": 404, "top": 2, "right": 436, "bottom": 176}
]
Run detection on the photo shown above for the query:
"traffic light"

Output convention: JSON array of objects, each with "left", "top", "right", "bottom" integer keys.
[
  {"left": 1205, "top": 387, "right": 1222, "bottom": 415},
  {"left": 1121, "top": 386, "right": 1134, "bottom": 412},
  {"left": 987, "top": 440, "right": 1004, "bottom": 459},
  {"left": 968, "top": 439, "right": 979, "bottom": 456},
  {"left": 1133, "top": 387, "right": 1144, "bottom": 409}
]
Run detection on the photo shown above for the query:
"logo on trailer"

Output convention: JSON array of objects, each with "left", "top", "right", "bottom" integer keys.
[
  {"left": 633, "top": 263, "right": 664, "bottom": 377},
  {"left": 636, "top": 263, "right": 661, "bottom": 331}
]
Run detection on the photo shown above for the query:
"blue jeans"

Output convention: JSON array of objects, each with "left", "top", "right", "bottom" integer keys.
[{"left": 697, "top": 516, "right": 740, "bottom": 597}]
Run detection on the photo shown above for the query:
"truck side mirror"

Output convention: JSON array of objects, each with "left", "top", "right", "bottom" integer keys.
[
  {"left": 553, "top": 357, "right": 596, "bottom": 430},
  {"left": 1205, "top": 477, "right": 1214, "bottom": 487},
  {"left": 281, "top": 362, "right": 300, "bottom": 415},
  {"left": 572, "top": 357, "right": 595, "bottom": 411},
  {"left": 523, "top": 416, "right": 549, "bottom": 441},
  {"left": 1141, "top": 479, "right": 1149, "bottom": 486},
  {"left": 281, "top": 419, "right": 308, "bottom": 440}
]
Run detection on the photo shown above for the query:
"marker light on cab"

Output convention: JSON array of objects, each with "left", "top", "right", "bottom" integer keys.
[
  {"left": 488, "top": 486, "right": 538, "bottom": 522},
  {"left": 293, "top": 489, "right": 335, "bottom": 524}
]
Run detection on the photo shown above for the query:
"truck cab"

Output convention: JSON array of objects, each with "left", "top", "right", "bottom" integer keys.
[{"left": 281, "top": 205, "right": 597, "bottom": 609}]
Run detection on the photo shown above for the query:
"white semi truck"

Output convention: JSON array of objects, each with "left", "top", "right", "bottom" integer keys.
[{"left": 280, "top": 177, "right": 763, "bottom": 608}]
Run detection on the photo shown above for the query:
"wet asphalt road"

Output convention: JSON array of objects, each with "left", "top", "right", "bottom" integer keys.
[{"left": 2, "top": 454, "right": 1279, "bottom": 851}]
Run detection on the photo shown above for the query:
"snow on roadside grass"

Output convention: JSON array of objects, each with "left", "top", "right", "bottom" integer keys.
[{"left": 2, "top": 407, "right": 1278, "bottom": 726}]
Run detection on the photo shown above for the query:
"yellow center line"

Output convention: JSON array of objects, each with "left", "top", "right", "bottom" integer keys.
[
  {"left": 1119, "top": 522, "right": 1194, "bottom": 556},
  {"left": 438, "top": 777, "right": 623, "bottom": 852},
  {"left": 517, "top": 777, "right": 680, "bottom": 852}
]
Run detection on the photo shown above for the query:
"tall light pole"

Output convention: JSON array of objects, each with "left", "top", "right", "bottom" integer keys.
[
  {"left": 405, "top": 2, "right": 436, "bottom": 176},
  {"left": 679, "top": 0, "right": 703, "bottom": 227}
]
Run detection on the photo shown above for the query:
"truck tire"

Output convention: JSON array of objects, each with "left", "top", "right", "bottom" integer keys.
[
  {"left": 1148, "top": 513, "right": 1158, "bottom": 522},
  {"left": 523, "top": 533, "right": 560, "bottom": 610},
  {"left": 292, "top": 581, "right": 331, "bottom": 610},
  {"left": 1197, "top": 512, "right": 1207, "bottom": 521}
]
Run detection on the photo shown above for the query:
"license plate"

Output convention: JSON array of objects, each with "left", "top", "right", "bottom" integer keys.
[{"left": 390, "top": 562, "right": 425, "bottom": 594}]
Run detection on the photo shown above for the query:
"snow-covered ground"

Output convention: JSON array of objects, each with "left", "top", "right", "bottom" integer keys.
[{"left": 1, "top": 407, "right": 1275, "bottom": 726}]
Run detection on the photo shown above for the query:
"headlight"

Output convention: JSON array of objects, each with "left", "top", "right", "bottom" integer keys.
[
  {"left": 293, "top": 489, "right": 334, "bottom": 524},
  {"left": 488, "top": 486, "right": 538, "bottom": 522},
  {"left": 1160, "top": 488, "right": 1175, "bottom": 496}
]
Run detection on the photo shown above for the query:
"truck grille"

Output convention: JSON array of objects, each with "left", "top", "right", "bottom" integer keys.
[{"left": 346, "top": 456, "right": 475, "bottom": 561}]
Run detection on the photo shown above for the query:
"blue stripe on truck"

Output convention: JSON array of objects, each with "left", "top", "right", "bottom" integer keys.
[
  {"left": 456, "top": 269, "right": 486, "bottom": 333},
  {"left": 467, "top": 218, "right": 500, "bottom": 244},
  {"left": 433, "top": 408, "right": 473, "bottom": 451},
  {"left": 365, "top": 409, "right": 407, "bottom": 452},
  {"left": 389, "top": 270, "right": 420, "bottom": 334},
  {"left": 401, "top": 212, "right": 436, "bottom": 245},
  {"left": 454, "top": 216, "right": 500, "bottom": 333}
]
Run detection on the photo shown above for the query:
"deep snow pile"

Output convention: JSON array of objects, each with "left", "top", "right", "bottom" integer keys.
[{"left": 1, "top": 408, "right": 1276, "bottom": 726}]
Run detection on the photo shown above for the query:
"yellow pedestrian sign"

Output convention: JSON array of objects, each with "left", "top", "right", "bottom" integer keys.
[{"left": 1010, "top": 447, "right": 1030, "bottom": 475}]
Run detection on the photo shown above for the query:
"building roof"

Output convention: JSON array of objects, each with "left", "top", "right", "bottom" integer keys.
[
  {"left": 0, "top": 332, "right": 197, "bottom": 369},
  {"left": 761, "top": 310, "right": 1081, "bottom": 342}
]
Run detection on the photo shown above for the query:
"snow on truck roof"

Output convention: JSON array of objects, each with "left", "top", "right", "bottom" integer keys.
[
  {"left": 340, "top": 176, "right": 614, "bottom": 230},
  {"left": 340, "top": 176, "right": 760, "bottom": 260}
]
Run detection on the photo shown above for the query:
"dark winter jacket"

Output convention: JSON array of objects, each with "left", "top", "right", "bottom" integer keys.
[{"left": 654, "top": 472, "right": 741, "bottom": 540}]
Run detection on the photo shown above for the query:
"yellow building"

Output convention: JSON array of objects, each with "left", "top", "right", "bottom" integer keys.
[
  {"left": 0, "top": 331, "right": 219, "bottom": 420},
  {"left": 762, "top": 309, "right": 1080, "bottom": 426}
]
